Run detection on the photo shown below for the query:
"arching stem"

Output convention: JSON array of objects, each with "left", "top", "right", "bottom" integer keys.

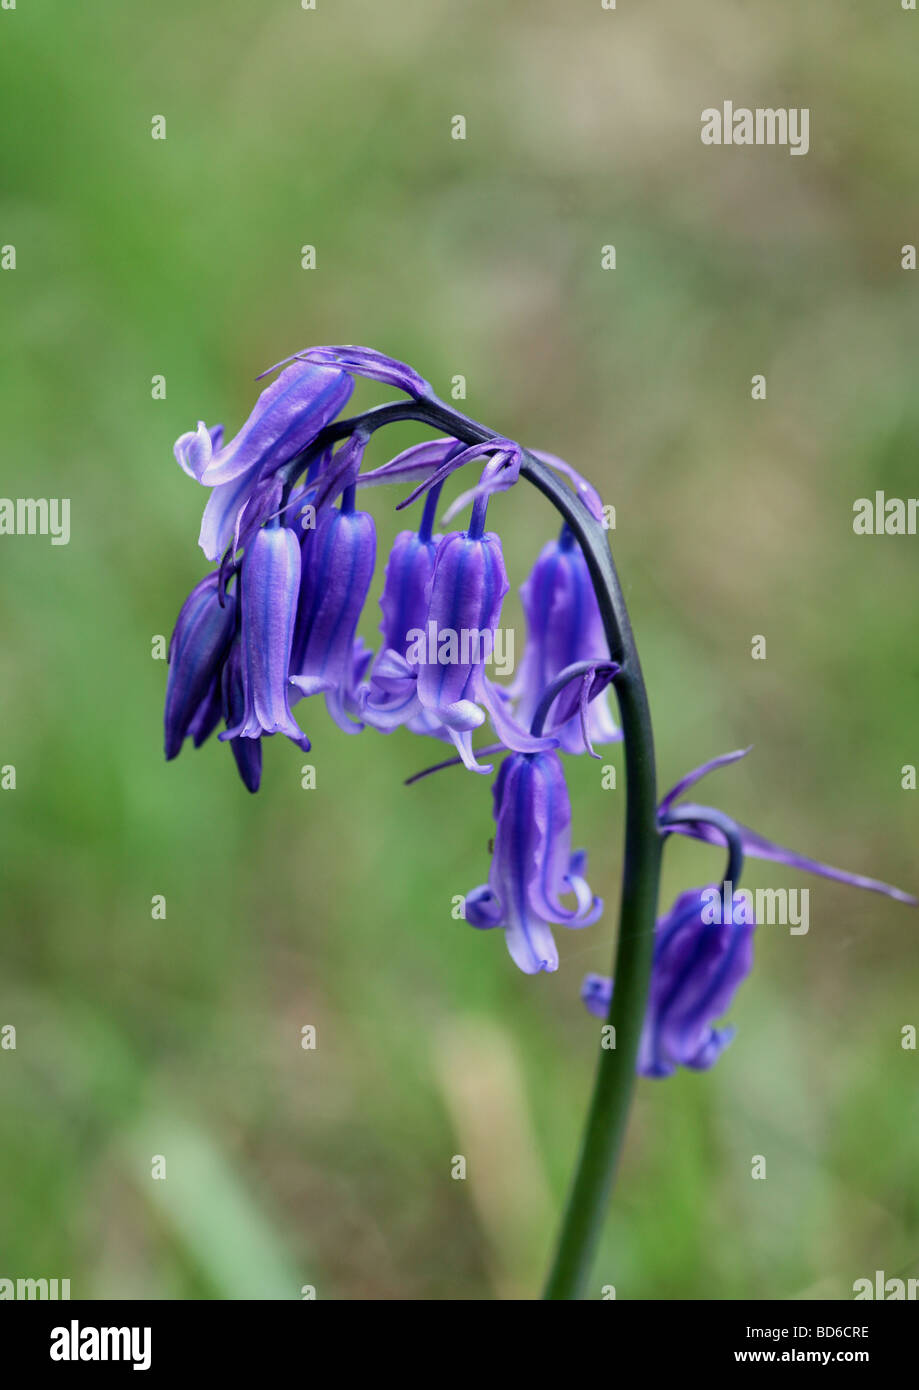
[{"left": 308, "top": 393, "right": 664, "bottom": 1299}]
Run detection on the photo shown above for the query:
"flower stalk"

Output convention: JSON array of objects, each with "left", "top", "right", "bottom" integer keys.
[
  {"left": 311, "top": 391, "right": 666, "bottom": 1296},
  {"left": 165, "top": 348, "right": 913, "bottom": 1302}
]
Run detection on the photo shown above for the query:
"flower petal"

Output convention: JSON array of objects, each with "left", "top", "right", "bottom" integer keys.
[
  {"left": 289, "top": 504, "right": 376, "bottom": 730},
  {"left": 174, "top": 421, "right": 215, "bottom": 480},
  {"left": 658, "top": 748, "right": 752, "bottom": 815},
  {"left": 668, "top": 818, "right": 918, "bottom": 905},
  {"left": 300, "top": 345, "right": 431, "bottom": 398},
  {"left": 198, "top": 467, "right": 262, "bottom": 563},
  {"left": 201, "top": 360, "right": 353, "bottom": 486}
]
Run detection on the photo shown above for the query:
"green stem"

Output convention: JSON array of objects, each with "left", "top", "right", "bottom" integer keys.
[
  {"left": 520, "top": 449, "right": 662, "bottom": 1298},
  {"left": 542, "top": 672, "right": 661, "bottom": 1298},
  {"left": 309, "top": 393, "right": 664, "bottom": 1298}
]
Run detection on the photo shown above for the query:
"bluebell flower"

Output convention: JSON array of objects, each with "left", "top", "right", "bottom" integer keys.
[
  {"left": 362, "top": 523, "right": 445, "bottom": 737},
  {"left": 174, "top": 359, "right": 353, "bottom": 562},
  {"left": 414, "top": 525, "right": 555, "bottom": 772},
  {"left": 465, "top": 749, "right": 603, "bottom": 974},
  {"left": 164, "top": 571, "right": 236, "bottom": 760},
  {"left": 289, "top": 492, "right": 377, "bottom": 734},
  {"left": 582, "top": 886, "right": 755, "bottom": 1077},
  {"left": 582, "top": 749, "right": 916, "bottom": 1075},
  {"left": 222, "top": 524, "right": 309, "bottom": 747},
  {"left": 511, "top": 526, "right": 621, "bottom": 755}
]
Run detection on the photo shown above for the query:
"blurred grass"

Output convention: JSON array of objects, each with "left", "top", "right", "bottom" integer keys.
[{"left": 0, "top": 0, "right": 917, "bottom": 1299}]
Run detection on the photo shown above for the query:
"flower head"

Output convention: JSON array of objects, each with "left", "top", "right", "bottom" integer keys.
[
  {"left": 511, "top": 526, "right": 620, "bottom": 754},
  {"left": 466, "top": 749, "right": 602, "bottom": 974},
  {"left": 582, "top": 749, "right": 916, "bottom": 1075}
]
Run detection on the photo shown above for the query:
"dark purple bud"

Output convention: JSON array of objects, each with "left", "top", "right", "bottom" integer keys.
[
  {"left": 186, "top": 676, "right": 223, "bottom": 749},
  {"left": 164, "top": 572, "right": 236, "bottom": 760},
  {"left": 582, "top": 885, "right": 755, "bottom": 1077},
  {"left": 465, "top": 750, "right": 602, "bottom": 974}
]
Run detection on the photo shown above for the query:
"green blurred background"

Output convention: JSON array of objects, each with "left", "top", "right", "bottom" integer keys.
[{"left": 1, "top": 0, "right": 917, "bottom": 1300}]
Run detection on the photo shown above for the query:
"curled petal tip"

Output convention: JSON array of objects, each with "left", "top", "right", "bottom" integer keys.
[
  {"left": 301, "top": 345, "right": 431, "bottom": 398},
  {"left": 658, "top": 747, "right": 754, "bottom": 815},
  {"left": 174, "top": 421, "right": 216, "bottom": 481}
]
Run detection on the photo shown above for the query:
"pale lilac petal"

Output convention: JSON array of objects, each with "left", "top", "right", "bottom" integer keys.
[
  {"left": 198, "top": 467, "right": 262, "bottom": 563},
  {"left": 174, "top": 421, "right": 215, "bottom": 480}
]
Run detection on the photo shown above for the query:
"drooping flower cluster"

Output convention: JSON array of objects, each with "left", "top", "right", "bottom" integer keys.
[
  {"left": 165, "top": 353, "right": 616, "bottom": 964},
  {"left": 165, "top": 345, "right": 914, "bottom": 1077}
]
